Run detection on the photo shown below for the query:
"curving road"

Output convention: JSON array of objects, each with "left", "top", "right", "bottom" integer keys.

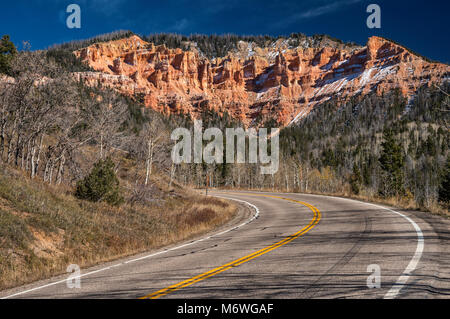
[{"left": 1, "top": 190, "right": 450, "bottom": 299}]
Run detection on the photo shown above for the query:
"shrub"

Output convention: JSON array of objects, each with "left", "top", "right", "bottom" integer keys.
[{"left": 75, "top": 157, "right": 123, "bottom": 206}]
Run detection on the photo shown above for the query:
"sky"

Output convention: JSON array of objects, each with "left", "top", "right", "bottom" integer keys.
[{"left": 1, "top": 0, "right": 449, "bottom": 63}]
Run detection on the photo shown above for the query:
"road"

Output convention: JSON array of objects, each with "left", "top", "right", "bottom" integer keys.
[{"left": 1, "top": 190, "right": 450, "bottom": 299}]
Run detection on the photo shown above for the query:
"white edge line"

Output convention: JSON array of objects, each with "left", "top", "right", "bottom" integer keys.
[
  {"left": 339, "top": 198, "right": 424, "bottom": 299},
  {"left": 1, "top": 196, "right": 259, "bottom": 299},
  {"left": 281, "top": 191, "right": 424, "bottom": 299}
]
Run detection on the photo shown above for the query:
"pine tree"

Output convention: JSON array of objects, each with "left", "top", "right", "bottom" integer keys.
[
  {"left": 350, "top": 163, "right": 362, "bottom": 194},
  {"left": 75, "top": 157, "right": 123, "bottom": 206},
  {"left": 438, "top": 157, "right": 450, "bottom": 204},
  {"left": 378, "top": 129, "right": 405, "bottom": 197},
  {"left": 0, "top": 35, "right": 17, "bottom": 75}
]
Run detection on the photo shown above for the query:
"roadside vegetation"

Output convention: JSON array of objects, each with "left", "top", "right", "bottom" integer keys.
[
  {"left": 0, "top": 165, "right": 235, "bottom": 290},
  {"left": 0, "top": 35, "right": 236, "bottom": 290}
]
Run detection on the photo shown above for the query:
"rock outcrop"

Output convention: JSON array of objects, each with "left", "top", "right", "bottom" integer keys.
[
  {"left": 0, "top": 75, "right": 15, "bottom": 85},
  {"left": 73, "top": 35, "right": 450, "bottom": 127}
]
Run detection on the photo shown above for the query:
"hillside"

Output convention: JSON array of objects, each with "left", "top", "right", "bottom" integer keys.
[
  {"left": 0, "top": 34, "right": 237, "bottom": 290},
  {"left": 0, "top": 165, "right": 236, "bottom": 290}
]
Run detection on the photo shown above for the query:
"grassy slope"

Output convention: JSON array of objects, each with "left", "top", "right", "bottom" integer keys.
[{"left": 0, "top": 166, "right": 236, "bottom": 290}]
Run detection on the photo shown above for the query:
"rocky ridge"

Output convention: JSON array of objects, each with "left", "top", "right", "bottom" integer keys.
[{"left": 73, "top": 35, "right": 450, "bottom": 127}]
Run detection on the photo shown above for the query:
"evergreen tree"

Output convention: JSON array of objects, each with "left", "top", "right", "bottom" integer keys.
[
  {"left": 378, "top": 129, "right": 405, "bottom": 197},
  {"left": 438, "top": 157, "right": 450, "bottom": 204},
  {"left": 0, "top": 35, "right": 17, "bottom": 75},
  {"left": 350, "top": 163, "right": 362, "bottom": 195},
  {"left": 75, "top": 157, "right": 123, "bottom": 206}
]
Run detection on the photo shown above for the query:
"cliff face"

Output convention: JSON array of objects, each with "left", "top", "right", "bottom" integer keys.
[{"left": 74, "top": 35, "right": 449, "bottom": 127}]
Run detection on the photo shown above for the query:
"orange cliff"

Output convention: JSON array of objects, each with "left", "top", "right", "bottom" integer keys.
[{"left": 73, "top": 35, "right": 450, "bottom": 127}]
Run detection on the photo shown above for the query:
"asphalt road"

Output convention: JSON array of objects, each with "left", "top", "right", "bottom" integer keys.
[{"left": 2, "top": 190, "right": 450, "bottom": 299}]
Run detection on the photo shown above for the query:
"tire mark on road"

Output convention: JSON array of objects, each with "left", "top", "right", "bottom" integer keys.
[{"left": 302, "top": 213, "right": 372, "bottom": 298}]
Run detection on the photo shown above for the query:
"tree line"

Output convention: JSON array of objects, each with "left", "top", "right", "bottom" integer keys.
[
  {"left": 171, "top": 85, "right": 449, "bottom": 209},
  {"left": 42, "top": 29, "right": 360, "bottom": 61}
]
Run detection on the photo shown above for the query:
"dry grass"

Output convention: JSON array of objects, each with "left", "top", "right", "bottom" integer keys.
[
  {"left": 310, "top": 188, "right": 450, "bottom": 218},
  {"left": 0, "top": 167, "right": 236, "bottom": 291},
  {"left": 222, "top": 185, "right": 449, "bottom": 218}
]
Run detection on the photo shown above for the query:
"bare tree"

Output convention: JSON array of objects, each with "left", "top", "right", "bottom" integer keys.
[
  {"left": 139, "top": 116, "right": 169, "bottom": 185},
  {"left": 86, "top": 90, "right": 128, "bottom": 160}
]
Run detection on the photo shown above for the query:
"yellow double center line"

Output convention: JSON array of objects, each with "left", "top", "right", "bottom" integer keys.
[{"left": 140, "top": 194, "right": 321, "bottom": 299}]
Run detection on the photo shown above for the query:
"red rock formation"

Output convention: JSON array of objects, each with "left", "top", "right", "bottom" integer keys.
[{"left": 73, "top": 35, "right": 450, "bottom": 127}]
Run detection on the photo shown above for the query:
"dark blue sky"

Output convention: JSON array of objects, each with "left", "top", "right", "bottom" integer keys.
[{"left": 1, "top": 0, "right": 449, "bottom": 63}]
